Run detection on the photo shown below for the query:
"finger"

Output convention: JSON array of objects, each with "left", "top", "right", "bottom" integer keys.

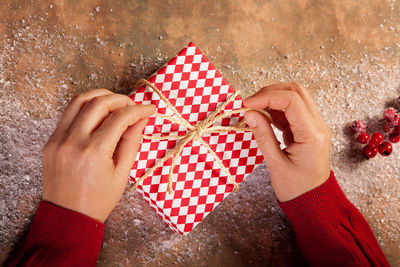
[
  {"left": 52, "top": 89, "right": 113, "bottom": 141},
  {"left": 69, "top": 94, "right": 135, "bottom": 138},
  {"left": 113, "top": 118, "right": 148, "bottom": 174},
  {"left": 246, "top": 83, "right": 320, "bottom": 118},
  {"left": 283, "top": 82, "right": 321, "bottom": 119},
  {"left": 244, "top": 90, "right": 315, "bottom": 143},
  {"left": 92, "top": 104, "right": 155, "bottom": 156},
  {"left": 244, "top": 110, "right": 287, "bottom": 166}
]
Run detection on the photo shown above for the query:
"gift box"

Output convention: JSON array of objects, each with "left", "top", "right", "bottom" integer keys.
[{"left": 129, "top": 42, "right": 264, "bottom": 234}]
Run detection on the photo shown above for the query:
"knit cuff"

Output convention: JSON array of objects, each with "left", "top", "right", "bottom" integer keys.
[
  {"left": 22, "top": 201, "right": 105, "bottom": 265},
  {"left": 278, "top": 171, "right": 349, "bottom": 228},
  {"left": 32, "top": 201, "right": 105, "bottom": 245}
]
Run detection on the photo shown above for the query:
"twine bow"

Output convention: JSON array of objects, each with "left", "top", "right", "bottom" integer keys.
[{"left": 130, "top": 79, "right": 272, "bottom": 194}]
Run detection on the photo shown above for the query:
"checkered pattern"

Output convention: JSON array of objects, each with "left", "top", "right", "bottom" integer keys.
[{"left": 129, "top": 42, "right": 264, "bottom": 234}]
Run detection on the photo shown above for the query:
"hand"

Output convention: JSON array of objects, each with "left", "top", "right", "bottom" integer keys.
[
  {"left": 244, "top": 83, "right": 332, "bottom": 202},
  {"left": 42, "top": 89, "right": 155, "bottom": 222}
]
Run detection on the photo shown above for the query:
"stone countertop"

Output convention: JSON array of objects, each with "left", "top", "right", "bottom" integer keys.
[{"left": 1, "top": 0, "right": 399, "bottom": 266}]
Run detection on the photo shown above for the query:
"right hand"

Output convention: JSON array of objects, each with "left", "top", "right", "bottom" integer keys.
[{"left": 243, "top": 83, "right": 332, "bottom": 202}]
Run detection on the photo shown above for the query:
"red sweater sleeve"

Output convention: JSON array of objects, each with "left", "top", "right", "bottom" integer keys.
[
  {"left": 279, "top": 171, "right": 389, "bottom": 267},
  {"left": 8, "top": 201, "right": 104, "bottom": 267}
]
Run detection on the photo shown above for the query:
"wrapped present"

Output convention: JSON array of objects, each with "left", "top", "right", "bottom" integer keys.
[{"left": 129, "top": 42, "right": 265, "bottom": 234}]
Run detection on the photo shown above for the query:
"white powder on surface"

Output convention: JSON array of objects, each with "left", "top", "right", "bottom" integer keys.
[{"left": 1, "top": 11, "right": 399, "bottom": 267}]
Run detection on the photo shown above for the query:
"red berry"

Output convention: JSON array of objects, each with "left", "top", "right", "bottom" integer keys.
[
  {"left": 378, "top": 142, "right": 393, "bottom": 156},
  {"left": 383, "top": 121, "right": 393, "bottom": 132},
  {"left": 357, "top": 132, "right": 370, "bottom": 144},
  {"left": 391, "top": 114, "right": 400, "bottom": 126},
  {"left": 384, "top": 108, "right": 396, "bottom": 121},
  {"left": 397, "top": 126, "right": 400, "bottom": 135},
  {"left": 389, "top": 133, "right": 400, "bottom": 143},
  {"left": 363, "top": 145, "right": 378, "bottom": 159},
  {"left": 352, "top": 120, "right": 367, "bottom": 134},
  {"left": 369, "top": 132, "right": 384, "bottom": 147}
]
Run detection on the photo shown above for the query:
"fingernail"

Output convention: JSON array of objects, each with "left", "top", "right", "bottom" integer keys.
[{"left": 245, "top": 113, "right": 257, "bottom": 128}]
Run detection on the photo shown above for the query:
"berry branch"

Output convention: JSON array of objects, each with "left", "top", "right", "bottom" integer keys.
[{"left": 351, "top": 96, "right": 400, "bottom": 159}]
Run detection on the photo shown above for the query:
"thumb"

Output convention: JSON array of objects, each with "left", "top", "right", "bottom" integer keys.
[
  {"left": 114, "top": 118, "right": 148, "bottom": 175},
  {"left": 244, "top": 111, "right": 286, "bottom": 165}
]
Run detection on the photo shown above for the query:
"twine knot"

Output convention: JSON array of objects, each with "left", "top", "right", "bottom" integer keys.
[
  {"left": 130, "top": 79, "right": 272, "bottom": 194},
  {"left": 192, "top": 123, "right": 205, "bottom": 140}
]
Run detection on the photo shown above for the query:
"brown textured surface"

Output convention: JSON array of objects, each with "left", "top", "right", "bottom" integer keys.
[{"left": 1, "top": 0, "right": 399, "bottom": 266}]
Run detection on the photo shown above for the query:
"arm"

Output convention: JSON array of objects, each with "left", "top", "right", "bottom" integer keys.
[
  {"left": 244, "top": 83, "right": 389, "bottom": 266},
  {"left": 279, "top": 171, "right": 389, "bottom": 266},
  {"left": 8, "top": 89, "right": 155, "bottom": 266},
  {"left": 8, "top": 201, "right": 105, "bottom": 266}
]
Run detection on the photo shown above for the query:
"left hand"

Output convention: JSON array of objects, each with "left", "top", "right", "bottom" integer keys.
[{"left": 42, "top": 89, "right": 155, "bottom": 222}]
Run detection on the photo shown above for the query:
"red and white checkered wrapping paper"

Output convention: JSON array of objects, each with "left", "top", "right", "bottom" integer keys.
[{"left": 129, "top": 42, "right": 264, "bottom": 234}]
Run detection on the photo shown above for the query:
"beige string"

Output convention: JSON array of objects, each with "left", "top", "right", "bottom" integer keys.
[{"left": 130, "top": 79, "right": 272, "bottom": 194}]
